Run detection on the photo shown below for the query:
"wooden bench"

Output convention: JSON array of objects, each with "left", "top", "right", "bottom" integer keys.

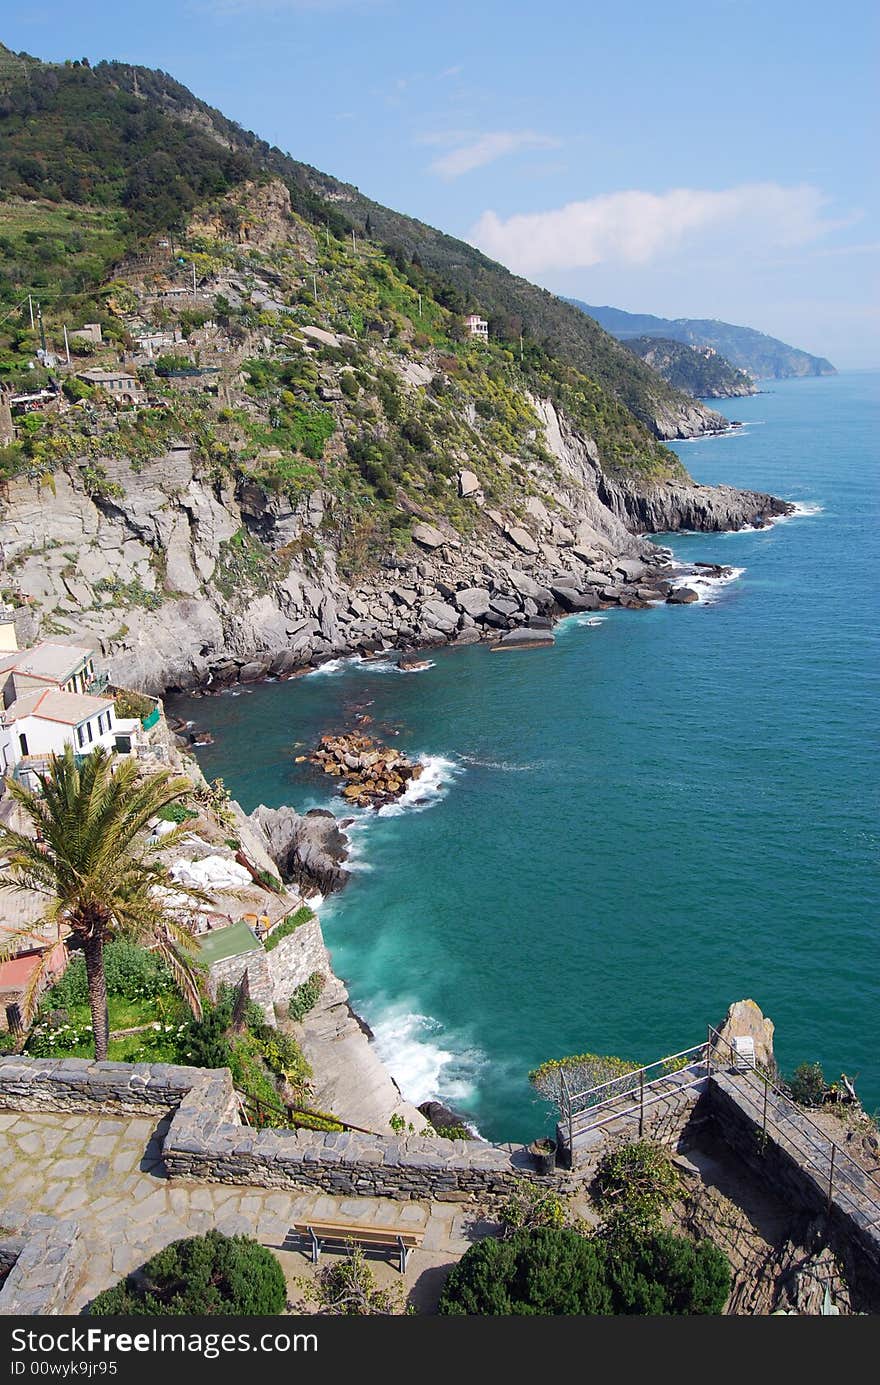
[{"left": 289, "top": 1220, "right": 424, "bottom": 1274}]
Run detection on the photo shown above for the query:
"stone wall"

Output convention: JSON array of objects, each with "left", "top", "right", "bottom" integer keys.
[
  {"left": 0, "top": 1057, "right": 559, "bottom": 1201},
  {"left": 707, "top": 1073, "right": 880, "bottom": 1294},
  {"left": 205, "top": 917, "right": 329, "bottom": 1021},
  {"left": 265, "top": 916, "right": 330, "bottom": 1006},
  {"left": 207, "top": 947, "right": 275, "bottom": 1024},
  {"left": 0, "top": 1217, "right": 83, "bottom": 1316}
]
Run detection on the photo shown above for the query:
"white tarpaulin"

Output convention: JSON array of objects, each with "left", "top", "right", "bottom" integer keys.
[{"left": 170, "top": 855, "right": 252, "bottom": 891}]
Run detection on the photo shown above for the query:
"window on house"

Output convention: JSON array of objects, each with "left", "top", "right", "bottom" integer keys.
[
  {"left": 18, "top": 733, "right": 28, "bottom": 756},
  {"left": 86, "top": 720, "right": 93, "bottom": 744},
  {"left": 76, "top": 725, "right": 85, "bottom": 749}
]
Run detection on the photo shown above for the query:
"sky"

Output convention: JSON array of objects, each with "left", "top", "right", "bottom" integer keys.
[{"left": 3, "top": 0, "right": 878, "bottom": 366}]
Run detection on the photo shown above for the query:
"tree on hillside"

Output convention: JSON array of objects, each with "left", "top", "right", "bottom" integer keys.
[{"left": 0, "top": 746, "right": 205, "bottom": 1057}]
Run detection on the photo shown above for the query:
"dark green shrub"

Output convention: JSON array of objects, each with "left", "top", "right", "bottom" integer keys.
[
  {"left": 789, "top": 1062, "right": 827, "bottom": 1107},
  {"left": 439, "top": 1228, "right": 612, "bottom": 1316},
  {"left": 288, "top": 971, "right": 325, "bottom": 1022},
  {"left": 439, "top": 1226, "right": 730, "bottom": 1316},
  {"left": 44, "top": 941, "right": 174, "bottom": 1010},
  {"left": 604, "top": 1231, "right": 730, "bottom": 1315},
  {"left": 88, "top": 1231, "right": 286, "bottom": 1315},
  {"left": 339, "top": 371, "right": 359, "bottom": 398}
]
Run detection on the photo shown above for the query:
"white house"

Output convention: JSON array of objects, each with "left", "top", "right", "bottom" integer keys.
[
  {"left": 465, "top": 314, "right": 489, "bottom": 340},
  {"left": 1, "top": 688, "right": 118, "bottom": 787},
  {"left": 0, "top": 640, "right": 104, "bottom": 706}
]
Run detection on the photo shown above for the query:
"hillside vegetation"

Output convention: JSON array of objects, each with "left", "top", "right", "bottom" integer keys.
[
  {"left": 624, "top": 337, "right": 756, "bottom": 399},
  {"left": 0, "top": 43, "right": 719, "bottom": 442},
  {"left": 572, "top": 301, "right": 836, "bottom": 380}
]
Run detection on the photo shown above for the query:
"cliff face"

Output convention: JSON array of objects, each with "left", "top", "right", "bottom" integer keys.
[
  {"left": 0, "top": 394, "right": 789, "bottom": 693},
  {"left": 624, "top": 337, "right": 757, "bottom": 400}
]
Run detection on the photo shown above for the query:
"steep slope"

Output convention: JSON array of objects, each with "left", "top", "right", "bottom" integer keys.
[
  {"left": 571, "top": 301, "right": 836, "bottom": 380},
  {"left": 624, "top": 337, "right": 756, "bottom": 399},
  {"left": 0, "top": 43, "right": 724, "bottom": 441}
]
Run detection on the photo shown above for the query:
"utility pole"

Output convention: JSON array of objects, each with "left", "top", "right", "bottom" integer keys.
[
  {"left": 417, "top": 293, "right": 422, "bottom": 319},
  {"left": 28, "top": 295, "right": 34, "bottom": 331},
  {"left": 192, "top": 264, "right": 197, "bottom": 293},
  {"left": 312, "top": 274, "right": 318, "bottom": 303},
  {"left": 63, "top": 325, "right": 71, "bottom": 365},
  {"left": 351, "top": 229, "right": 356, "bottom": 253},
  {"left": 324, "top": 224, "right": 329, "bottom": 249},
  {"left": 37, "top": 302, "right": 47, "bottom": 356},
  {"left": 519, "top": 333, "right": 524, "bottom": 362}
]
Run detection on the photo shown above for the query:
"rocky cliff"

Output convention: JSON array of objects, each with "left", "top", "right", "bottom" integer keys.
[{"left": 0, "top": 391, "right": 790, "bottom": 694}]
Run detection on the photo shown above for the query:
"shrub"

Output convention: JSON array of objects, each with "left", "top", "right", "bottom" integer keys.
[
  {"left": 439, "top": 1228, "right": 612, "bottom": 1316},
  {"left": 339, "top": 371, "right": 359, "bottom": 398},
  {"left": 296, "top": 1244, "right": 406, "bottom": 1315},
  {"left": 439, "top": 1227, "right": 730, "bottom": 1316},
  {"left": 88, "top": 1231, "right": 286, "bottom": 1315},
  {"left": 264, "top": 906, "right": 313, "bottom": 951},
  {"left": 155, "top": 802, "right": 198, "bottom": 824},
  {"left": 529, "top": 1051, "right": 640, "bottom": 1115},
  {"left": 498, "top": 1179, "right": 569, "bottom": 1237},
  {"left": 288, "top": 971, "right": 325, "bottom": 1022},
  {"left": 789, "top": 1062, "right": 828, "bottom": 1108},
  {"left": 114, "top": 689, "right": 156, "bottom": 720},
  {"left": 594, "top": 1141, "right": 680, "bottom": 1238},
  {"left": 255, "top": 867, "right": 283, "bottom": 892},
  {"left": 44, "top": 941, "right": 174, "bottom": 1010},
  {"left": 604, "top": 1231, "right": 730, "bottom": 1315}
]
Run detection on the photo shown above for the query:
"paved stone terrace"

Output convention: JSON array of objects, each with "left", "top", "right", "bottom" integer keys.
[{"left": 0, "top": 1110, "right": 481, "bottom": 1313}]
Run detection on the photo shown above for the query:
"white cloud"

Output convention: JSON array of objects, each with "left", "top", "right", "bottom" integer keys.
[
  {"left": 469, "top": 184, "right": 847, "bottom": 274},
  {"left": 426, "top": 131, "right": 561, "bottom": 180}
]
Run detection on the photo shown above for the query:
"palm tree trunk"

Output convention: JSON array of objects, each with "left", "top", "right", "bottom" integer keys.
[{"left": 82, "top": 936, "right": 110, "bottom": 1060}]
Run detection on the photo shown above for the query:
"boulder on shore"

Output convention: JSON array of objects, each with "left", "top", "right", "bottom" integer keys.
[
  {"left": 667, "top": 586, "right": 700, "bottom": 604},
  {"left": 249, "top": 803, "right": 351, "bottom": 896}
]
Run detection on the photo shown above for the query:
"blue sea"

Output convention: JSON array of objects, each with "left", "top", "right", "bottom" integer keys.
[{"left": 170, "top": 372, "right": 880, "bottom": 1143}]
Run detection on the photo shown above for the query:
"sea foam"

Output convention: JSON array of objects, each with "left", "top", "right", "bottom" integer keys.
[
  {"left": 377, "top": 754, "right": 460, "bottom": 816},
  {"left": 369, "top": 1005, "right": 487, "bottom": 1113}
]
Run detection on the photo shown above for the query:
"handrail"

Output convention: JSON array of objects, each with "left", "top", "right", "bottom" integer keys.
[
  {"left": 235, "top": 1088, "right": 379, "bottom": 1137},
  {"left": 565, "top": 1042, "right": 708, "bottom": 1106},
  {"left": 706, "top": 1027, "right": 880, "bottom": 1222}
]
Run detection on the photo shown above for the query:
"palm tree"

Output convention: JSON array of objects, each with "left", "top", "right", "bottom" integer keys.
[{"left": 0, "top": 745, "right": 205, "bottom": 1058}]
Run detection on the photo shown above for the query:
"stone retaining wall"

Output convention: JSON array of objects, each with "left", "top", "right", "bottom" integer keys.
[
  {"left": 206, "top": 917, "right": 329, "bottom": 1022},
  {"left": 708, "top": 1073, "right": 880, "bottom": 1293},
  {"left": 0, "top": 1217, "right": 83, "bottom": 1316},
  {"left": 0, "top": 1058, "right": 556, "bottom": 1200},
  {"left": 265, "top": 917, "right": 329, "bottom": 1006}
]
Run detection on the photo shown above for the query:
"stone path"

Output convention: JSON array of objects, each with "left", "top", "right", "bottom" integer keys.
[{"left": 0, "top": 1111, "right": 483, "bottom": 1313}]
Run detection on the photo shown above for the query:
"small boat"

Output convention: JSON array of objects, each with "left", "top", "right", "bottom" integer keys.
[{"left": 585, "top": 617, "right": 603, "bottom": 627}]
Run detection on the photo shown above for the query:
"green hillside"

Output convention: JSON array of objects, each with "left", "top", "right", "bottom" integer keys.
[
  {"left": 0, "top": 43, "right": 717, "bottom": 443},
  {"left": 571, "top": 301, "right": 836, "bottom": 380}
]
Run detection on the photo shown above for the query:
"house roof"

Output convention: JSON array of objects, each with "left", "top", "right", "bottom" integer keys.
[
  {"left": 78, "top": 369, "right": 139, "bottom": 385},
  {"left": 2, "top": 641, "right": 95, "bottom": 685},
  {"left": 4, "top": 688, "right": 114, "bottom": 727}
]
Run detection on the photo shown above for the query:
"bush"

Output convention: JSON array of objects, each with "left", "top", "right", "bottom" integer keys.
[
  {"left": 288, "top": 971, "right": 325, "bottom": 1022},
  {"left": 155, "top": 802, "right": 198, "bottom": 824},
  {"left": 594, "top": 1140, "right": 680, "bottom": 1238},
  {"left": 439, "top": 1228, "right": 612, "bottom": 1315},
  {"left": 498, "top": 1179, "right": 569, "bottom": 1237},
  {"left": 44, "top": 941, "right": 174, "bottom": 1010},
  {"left": 604, "top": 1231, "right": 731, "bottom": 1315},
  {"left": 88, "top": 1231, "right": 286, "bottom": 1315},
  {"left": 439, "top": 1227, "right": 730, "bottom": 1316},
  {"left": 296, "top": 1245, "right": 405, "bottom": 1315},
  {"left": 789, "top": 1062, "right": 827, "bottom": 1108}
]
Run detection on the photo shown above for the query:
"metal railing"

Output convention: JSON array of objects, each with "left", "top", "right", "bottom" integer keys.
[
  {"left": 557, "top": 1026, "right": 880, "bottom": 1229},
  {"left": 706, "top": 1027, "right": 880, "bottom": 1231},
  {"left": 559, "top": 1042, "right": 711, "bottom": 1157}
]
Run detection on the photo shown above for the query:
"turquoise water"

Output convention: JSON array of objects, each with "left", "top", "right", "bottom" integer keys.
[{"left": 171, "top": 372, "right": 880, "bottom": 1142}]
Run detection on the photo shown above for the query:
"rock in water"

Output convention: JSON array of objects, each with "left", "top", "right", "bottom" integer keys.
[
  {"left": 667, "top": 587, "right": 700, "bottom": 604},
  {"left": 711, "top": 998, "right": 776, "bottom": 1072},
  {"left": 309, "top": 732, "right": 422, "bottom": 808},
  {"left": 249, "top": 803, "right": 351, "bottom": 895}
]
